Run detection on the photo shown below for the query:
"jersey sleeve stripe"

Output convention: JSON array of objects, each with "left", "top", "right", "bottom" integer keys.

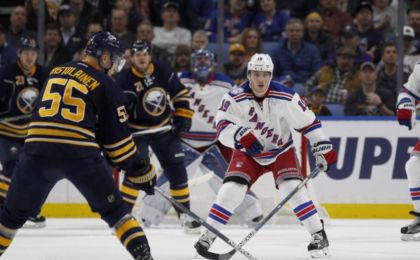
[
  {"left": 106, "top": 140, "right": 136, "bottom": 158},
  {"left": 295, "top": 119, "right": 322, "bottom": 135},
  {"left": 29, "top": 121, "right": 95, "bottom": 138},
  {"left": 216, "top": 120, "right": 231, "bottom": 137},
  {"left": 108, "top": 147, "right": 137, "bottom": 164},
  {"left": 25, "top": 137, "right": 100, "bottom": 148},
  {"left": 171, "top": 88, "right": 190, "bottom": 101},
  {"left": 103, "top": 136, "right": 133, "bottom": 149}
]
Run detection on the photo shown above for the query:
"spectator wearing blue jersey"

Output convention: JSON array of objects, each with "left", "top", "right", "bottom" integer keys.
[
  {"left": 252, "top": 0, "right": 289, "bottom": 42},
  {"left": 272, "top": 18, "right": 322, "bottom": 95},
  {"left": 204, "top": 0, "right": 253, "bottom": 43},
  {"left": 0, "top": 24, "right": 17, "bottom": 69}
]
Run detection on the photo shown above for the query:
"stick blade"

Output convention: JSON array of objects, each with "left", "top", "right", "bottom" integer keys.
[{"left": 195, "top": 245, "right": 236, "bottom": 260}]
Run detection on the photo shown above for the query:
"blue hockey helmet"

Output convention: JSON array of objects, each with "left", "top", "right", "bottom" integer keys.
[
  {"left": 17, "top": 36, "right": 38, "bottom": 51},
  {"left": 131, "top": 40, "right": 152, "bottom": 55},
  {"left": 85, "top": 31, "right": 125, "bottom": 71},
  {"left": 191, "top": 48, "right": 215, "bottom": 82}
]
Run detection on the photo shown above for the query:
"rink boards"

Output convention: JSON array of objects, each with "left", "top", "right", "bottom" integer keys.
[{"left": 41, "top": 117, "right": 418, "bottom": 218}]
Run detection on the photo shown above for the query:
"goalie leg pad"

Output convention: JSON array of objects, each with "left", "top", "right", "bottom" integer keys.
[
  {"left": 405, "top": 156, "right": 420, "bottom": 212},
  {"left": 278, "top": 179, "right": 322, "bottom": 234}
]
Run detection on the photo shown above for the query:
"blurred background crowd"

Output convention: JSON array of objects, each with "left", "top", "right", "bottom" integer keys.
[{"left": 1, "top": 0, "right": 420, "bottom": 116}]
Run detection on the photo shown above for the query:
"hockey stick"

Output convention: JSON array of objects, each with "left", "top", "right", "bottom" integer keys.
[
  {"left": 197, "top": 167, "right": 321, "bottom": 260},
  {"left": 132, "top": 125, "right": 172, "bottom": 137},
  {"left": 0, "top": 114, "right": 32, "bottom": 123},
  {"left": 154, "top": 186, "right": 259, "bottom": 260}
]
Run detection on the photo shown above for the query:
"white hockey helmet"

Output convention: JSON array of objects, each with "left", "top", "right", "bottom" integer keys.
[{"left": 247, "top": 53, "right": 273, "bottom": 75}]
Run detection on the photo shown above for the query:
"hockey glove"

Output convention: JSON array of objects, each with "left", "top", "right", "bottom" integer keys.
[
  {"left": 311, "top": 141, "right": 337, "bottom": 172},
  {"left": 235, "top": 127, "right": 263, "bottom": 156},
  {"left": 125, "top": 162, "right": 156, "bottom": 195},
  {"left": 173, "top": 108, "right": 193, "bottom": 135},
  {"left": 397, "top": 98, "right": 416, "bottom": 130}
]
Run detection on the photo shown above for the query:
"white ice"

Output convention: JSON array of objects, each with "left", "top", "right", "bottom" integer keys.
[{"left": 3, "top": 218, "right": 419, "bottom": 260}]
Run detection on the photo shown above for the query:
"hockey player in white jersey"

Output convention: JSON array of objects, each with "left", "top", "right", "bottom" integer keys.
[
  {"left": 396, "top": 63, "right": 420, "bottom": 241},
  {"left": 194, "top": 53, "right": 337, "bottom": 258},
  {"left": 137, "top": 49, "right": 264, "bottom": 232}
]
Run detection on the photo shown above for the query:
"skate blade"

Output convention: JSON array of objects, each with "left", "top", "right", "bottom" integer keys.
[
  {"left": 22, "top": 221, "right": 46, "bottom": 229},
  {"left": 401, "top": 233, "right": 420, "bottom": 241},
  {"left": 309, "top": 247, "right": 331, "bottom": 258}
]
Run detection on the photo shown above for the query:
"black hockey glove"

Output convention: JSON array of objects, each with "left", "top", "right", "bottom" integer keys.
[
  {"left": 173, "top": 108, "right": 193, "bottom": 135},
  {"left": 125, "top": 161, "right": 156, "bottom": 195}
]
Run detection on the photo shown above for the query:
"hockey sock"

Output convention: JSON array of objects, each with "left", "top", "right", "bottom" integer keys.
[
  {"left": 120, "top": 179, "right": 140, "bottom": 210},
  {"left": 205, "top": 181, "right": 247, "bottom": 237},
  {"left": 406, "top": 156, "right": 420, "bottom": 212},
  {"left": 0, "top": 224, "right": 16, "bottom": 256},
  {"left": 114, "top": 215, "right": 150, "bottom": 258},
  {"left": 279, "top": 179, "right": 322, "bottom": 234},
  {"left": 0, "top": 174, "right": 11, "bottom": 204},
  {"left": 170, "top": 182, "right": 190, "bottom": 214}
]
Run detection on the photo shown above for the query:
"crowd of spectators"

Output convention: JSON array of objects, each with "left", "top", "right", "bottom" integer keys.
[{"left": 0, "top": 0, "right": 419, "bottom": 116}]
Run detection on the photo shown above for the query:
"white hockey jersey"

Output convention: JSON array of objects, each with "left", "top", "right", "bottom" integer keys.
[
  {"left": 398, "top": 63, "right": 420, "bottom": 104},
  {"left": 179, "top": 72, "right": 234, "bottom": 148},
  {"left": 216, "top": 81, "right": 329, "bottom": 166}
]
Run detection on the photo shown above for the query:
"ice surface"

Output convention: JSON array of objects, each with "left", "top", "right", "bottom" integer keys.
[{"left": 3, "top": 218, "right": 419, "bottom": 260}]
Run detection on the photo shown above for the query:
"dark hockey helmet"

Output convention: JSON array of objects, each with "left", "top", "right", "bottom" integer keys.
[
  {"left": 131, "top": 40, "right": 152, "bottom": 55},
  {"left": 18, "top": 36, "right": 38, "bottom": 51},
  {"left": 191, "top": 48, "right": 215, "bottom": 81},
  {"left": 85, "top": 31, "right": 125, "bottom": 71}
]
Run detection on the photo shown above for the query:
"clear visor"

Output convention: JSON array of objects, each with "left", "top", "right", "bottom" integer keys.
[{"left": 111, "top": 54, "right": 126, "bottom": 73}]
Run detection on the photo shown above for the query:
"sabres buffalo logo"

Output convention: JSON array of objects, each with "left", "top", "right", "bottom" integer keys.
[
  {"left": 16, "top": 87, "right": 39, "bottom": 114},
  {"left": 142, "top": 87, "right": 167, "bottom": 116}
]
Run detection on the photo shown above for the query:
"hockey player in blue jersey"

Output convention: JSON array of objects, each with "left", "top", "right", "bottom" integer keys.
[
  {"left": 116, "top": 40, "right": 200, "bottom": 233},
  {"left": 0, "top": 36, "right": 48, "bottom": 228},
  {"left": 0, "top": 32, "right": 156, "bottom": 260}
]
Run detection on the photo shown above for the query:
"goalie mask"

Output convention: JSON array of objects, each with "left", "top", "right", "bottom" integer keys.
[
  {"left": 192, "top": 49, "right": 215, "bottom": 83},
  {"left": 247, "top": 53, "right": 273, "bottom": 97}
]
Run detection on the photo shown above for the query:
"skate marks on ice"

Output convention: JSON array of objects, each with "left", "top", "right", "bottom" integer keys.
[{"left": 3, "top": 219, "right": 420, "bottom": 260}]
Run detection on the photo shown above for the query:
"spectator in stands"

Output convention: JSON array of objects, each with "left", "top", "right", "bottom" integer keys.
[
  {"left": 318, "top": 0, "right": 353, "bottom": 44},
  {"left": 252, "top": 0, "right": 289, "bottom": 41},
  {"left": 305, "top": 47, "right": 361, "bottom": 104},
  {"left": 46, "top": 0, "right": 60, "bottom": 21},
  {"left": 152, "top": 1, "right": 191, "bottom": 54},
  {"left": 134, "top": 0, "right": 151, "bottom": 20},
  {"left": 345, "top": 61, "right": 394, "bottom": 115},
  {"left": 408, "top": 8, "right": 420, "bottom": 49},
  {"left": 72, "top": 20, "right": 103, "bottom": 61},
  {"left": 109, "top": 8, "right": 136, "bottom": 49},
  {"left": 308, "top": 88, "right": 332, "bottom": 116},
  {"left": 327, "top": 25, "right": 372, "bottom": 66},
  {"left": 0, "top": 24, "right": 17, "bottom": 69},
  {"left": 240, "top": 28, "right": 263, "bottom": 62},
  {"left": 6, "top": 6, "right": 33, "bottom": 49},
  {"left": 173, "top": 44, "right": 191, "bottom": 73},
  {"left": 58, "top": 5, "right": 83, "bottom": 57},
  {"left": 136, "top": 19, "right": 171, "bottom": 64},
  {"left": 403, "top": 25, "right": 420, "bottom": 74},
  {"left": 277, "top": 1, "right": 319, "bottom": 20},
  {"left": 353, "top": 1, "right": 384, "bottom": 61},
  {"left": 204, "top": 0, "right": 253, "bottom": 43},
  {"left": 376, "top": 42, "right": 407, "bottom": 112},
  {"left": 224, "top": 43, "right": 247, "bottom": 86},
  {"left": 372, "top": 0, "right": 396, "bottom": 40},
  {"left": 68, "top": 0, "right": 104, "bottom": 34},
  {"left": 191, "top": 30, "right": 209, "bottom": 51},
  {"left": 272, "top": 19, "right": 322, "bottom": 94},
  {"left": 303, "top": 11, "right": 334, "bottom": 61},
  {"left": 188, "top": 0, "right": 214, "bottom": 31},
  {"left": 43, "top": 23, "right": 71, "bottom": 70},
  {"left": 114, "top": 0, "right": 143, "bottom": 33},
  {"left": 24, "top": 0, "right": 54, "bottom": 31}
]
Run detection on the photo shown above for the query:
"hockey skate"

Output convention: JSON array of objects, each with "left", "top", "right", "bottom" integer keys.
[
  {"left": 179, "top": 213, "right": 201, "bottom": 234},
  {"left": 194, "top": 230, "right": 216, "bottom": 252},
  {"left": 307, "top": 228, "right": 330, "bottom": 258},
  {"left": 401, "top": 211, "right": 420, "bottom": 241},
  {"left": 133, "top": 242, "right": 153, "bottom": 260},
  {"left": 23, "top": 214, "right": 46, "bottom": 229}
]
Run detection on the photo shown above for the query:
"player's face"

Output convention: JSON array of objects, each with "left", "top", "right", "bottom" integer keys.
[
  {"left": 248, "top": 70, "right": 271, "bottom": 97},
  {"left": 19, "top": 49, "right": 38, "bottom": 69},
  {"left": 195, "top": 55, "right": 211, "bottom": 67},
  {"left": 132, "top": 51, "right": 152, "bottom": 72}
]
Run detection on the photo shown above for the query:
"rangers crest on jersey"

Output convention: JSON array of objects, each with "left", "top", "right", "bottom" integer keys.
[
  {"left": 142, "top": 87, "right": 167, "bottom": 116},
  {"left": 16, "top": 87, "right": 39, "bottom": 114},
  {"left": 230, "top": 87, "right": 244, "bottom": 95}
]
